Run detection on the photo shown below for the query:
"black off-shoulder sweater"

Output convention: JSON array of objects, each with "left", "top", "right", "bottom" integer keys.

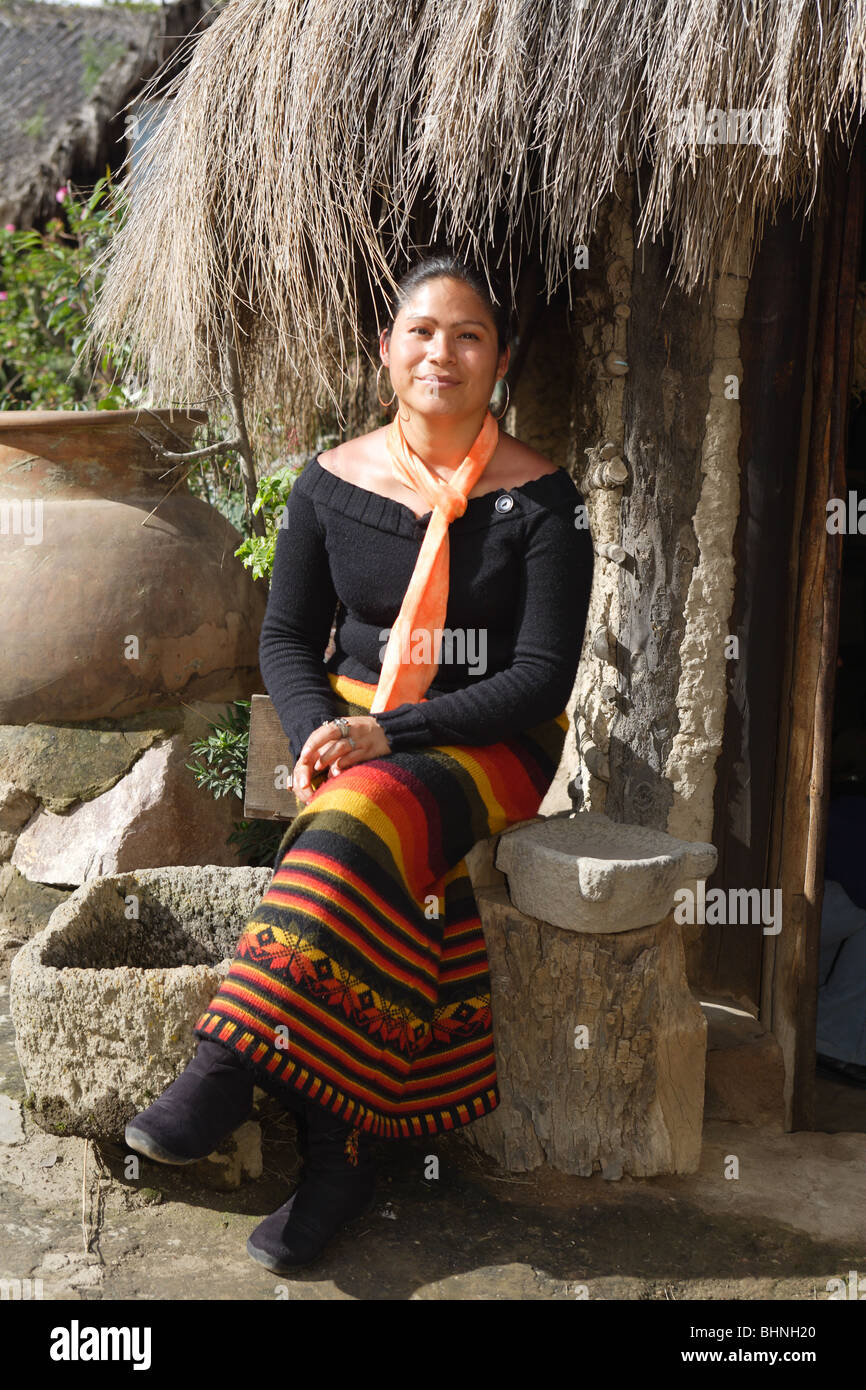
[{"left": 258, "top": 454, "right": 593, "bottom": 760}]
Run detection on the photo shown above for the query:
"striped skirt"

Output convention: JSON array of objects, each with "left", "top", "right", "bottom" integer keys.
[{"left": 194, "top": 672, "right": 568, "bottom": 1139}]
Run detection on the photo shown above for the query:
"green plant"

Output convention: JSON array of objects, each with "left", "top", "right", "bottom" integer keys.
[
  {"left": 184, "top": 447, "right": 248, "bottom": 528},
  {"left": 0, "top": 176, "right": 133, "bottom": 409},
  {"left": 233, "top": 460, "right": 304, "bottom": 580},
  {"left": 186, "top": 700, "right": 251, "bottom": 801},
  {"left": 226, "top": 816, "right": 284, "bottom": 867},
  {"left": 186, "top": 700, "right": 284, "bottom": 868}
]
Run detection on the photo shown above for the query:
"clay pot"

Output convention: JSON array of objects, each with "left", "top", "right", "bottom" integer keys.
[{"left": 0, "top": 408, "right": 267, "bottom": 722}]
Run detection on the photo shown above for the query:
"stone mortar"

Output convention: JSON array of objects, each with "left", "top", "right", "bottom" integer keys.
[{"left": 9, "top": 865, "right": 271, "bottom": 1140}]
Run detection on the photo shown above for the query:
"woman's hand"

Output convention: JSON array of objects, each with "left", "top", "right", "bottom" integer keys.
[{"left": 291, "top": 716, "right": 392, "bottom": 805}]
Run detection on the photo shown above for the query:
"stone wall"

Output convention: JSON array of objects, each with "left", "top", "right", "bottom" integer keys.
[{"left": 0, "top": 702, "right": 246, "bottom": 959}]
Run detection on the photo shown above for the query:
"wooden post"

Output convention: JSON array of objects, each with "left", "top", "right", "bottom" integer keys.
[
  {"left": 763, "top": 127, "right": 866, "bottom": 1129},
  {"left": 695, "top": 207, "right": 815, "bottom": 1010}
]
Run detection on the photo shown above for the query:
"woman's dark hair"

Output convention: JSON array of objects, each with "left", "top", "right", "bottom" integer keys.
[{"left": 387, "top": 253, "right": 513, "bottom": 352}]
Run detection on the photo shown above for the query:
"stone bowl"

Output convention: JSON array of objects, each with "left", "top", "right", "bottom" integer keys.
[
  {"left": 495, "top": 811, "right": 717, "bottom": 933},
  {"left": 9, "top": 865, "right": 272, "bottom": 1140}
]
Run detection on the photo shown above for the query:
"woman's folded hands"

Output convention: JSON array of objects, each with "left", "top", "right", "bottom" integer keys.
[{"left": 292, "top": 716, "right": 392, "bottom": 805}]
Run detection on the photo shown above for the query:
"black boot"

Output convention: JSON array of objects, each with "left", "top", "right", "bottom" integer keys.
[
  {"left": 246, "top": 1099, "right": 377, "bottom": 1273},
  {"left": 125, "top": 1038, "right": 254, "bottom": 1165}
]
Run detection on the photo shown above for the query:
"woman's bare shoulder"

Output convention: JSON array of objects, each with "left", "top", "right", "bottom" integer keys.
[
  {"left": 494, "top": 432, "right": 559, "bottom": 486},
  {"left": 316, "top": 427, "right": 559, "bottom": 488},
  {"left": 316, "top": 430, "right": 389, "bottom": 483}
]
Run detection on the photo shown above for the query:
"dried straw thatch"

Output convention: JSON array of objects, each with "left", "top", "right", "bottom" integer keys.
[{"left": 89, "top": 0, "right": 866, "bottom": 430}]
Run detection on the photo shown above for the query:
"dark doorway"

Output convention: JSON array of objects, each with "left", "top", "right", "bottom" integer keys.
[{"left": 812, "top": 223, "right": 866, "bottom": 1133}]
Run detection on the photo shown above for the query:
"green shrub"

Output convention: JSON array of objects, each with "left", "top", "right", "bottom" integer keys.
[
  {"left": 0, "top": 176, "right": 132, "bottom": 409},
  {"left": 234, "top": 458, "right": 305, "bottom": 578}
]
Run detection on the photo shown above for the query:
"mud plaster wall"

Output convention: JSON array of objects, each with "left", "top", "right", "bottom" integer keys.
[{"left": 532, "top": 172, "right": 750, "bottom": 871}]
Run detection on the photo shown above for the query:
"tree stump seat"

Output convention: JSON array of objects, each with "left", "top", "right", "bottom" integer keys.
[{"left": 463, "top": 812, "right": 717, "bottom": 1178}]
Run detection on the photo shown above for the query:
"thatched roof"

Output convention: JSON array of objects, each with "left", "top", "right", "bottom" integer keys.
[
  {"left": 89, "top": 0, "right": 866, "bottom": 429},
  {"left": 0, "top": 0, "right": 211, "bottom": 228}
]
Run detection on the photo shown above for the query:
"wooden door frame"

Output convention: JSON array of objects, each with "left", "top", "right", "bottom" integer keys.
[
  {"left": 763, "top": 126, "right": 866, "bottom": 1130},
  {"left": 697, "top": 193, "right": 815, "bottom": 1015}
]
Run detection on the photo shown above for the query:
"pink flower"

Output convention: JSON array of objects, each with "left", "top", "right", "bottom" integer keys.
[
  {"left": 55, "top": 187, "right": 67, "bottom": 204},
  {"left": 0, "top": 292, "right": 7, "bottom": 301},
  {"left": 3, "top": 224, "right": 13, "bottom": 233}
]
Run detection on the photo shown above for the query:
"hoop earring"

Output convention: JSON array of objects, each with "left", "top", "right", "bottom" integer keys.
[
  {"left": 491, "top": 379, "right": 510, "bottom": 420},
  {"left": 376, "top": 363, "right": 396, "bottom": 408}
]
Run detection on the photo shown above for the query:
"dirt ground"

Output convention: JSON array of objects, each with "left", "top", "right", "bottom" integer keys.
[{"left": 2, "top": 964, "right": 865, "bottom": 1302}]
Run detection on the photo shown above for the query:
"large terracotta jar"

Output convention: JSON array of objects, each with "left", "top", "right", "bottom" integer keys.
[{"left": 0, "top": 408, "right": 267, "bottom": 722}]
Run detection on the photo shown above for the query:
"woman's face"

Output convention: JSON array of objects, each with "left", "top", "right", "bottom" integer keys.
[{"left": 381, "top": 276, "right": 509, "bottom": 420}]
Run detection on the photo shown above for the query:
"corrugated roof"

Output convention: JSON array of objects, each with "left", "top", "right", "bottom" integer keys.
[{"left": 0, "top": 0, "right": 209, "bottom": 226}]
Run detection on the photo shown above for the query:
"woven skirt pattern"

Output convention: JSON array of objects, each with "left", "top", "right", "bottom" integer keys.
[{"left": 194, "top": 672, "right": 568, "bottom": 1138}]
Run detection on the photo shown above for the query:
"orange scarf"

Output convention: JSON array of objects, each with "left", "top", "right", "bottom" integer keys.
[{"left": 370, "top": 409, "right": 500, "bottom": 712}]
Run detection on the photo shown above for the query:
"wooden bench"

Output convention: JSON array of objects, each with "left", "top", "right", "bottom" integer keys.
[{"left": 242, "top": 693, "right": 303, "bottom": 822}]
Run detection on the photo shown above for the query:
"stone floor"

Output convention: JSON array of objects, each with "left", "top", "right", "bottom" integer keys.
[{"left": 2, "top": 970, "right": 865, "bottom": 1301}]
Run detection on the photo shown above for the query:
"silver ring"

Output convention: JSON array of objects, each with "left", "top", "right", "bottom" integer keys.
[
  {"left": 347, "top": 735, "right": 356, "bottom": 750},
  {"left": 329, "top": 717, "right": 350, "bottom": 738}
]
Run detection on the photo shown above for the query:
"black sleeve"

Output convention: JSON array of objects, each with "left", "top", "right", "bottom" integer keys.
[
  {"left": 374, "top": 493, "right": 593, "bottom": 750},
  {"left": 258, "top": 473, "right": 341, "bottom": 761}
]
